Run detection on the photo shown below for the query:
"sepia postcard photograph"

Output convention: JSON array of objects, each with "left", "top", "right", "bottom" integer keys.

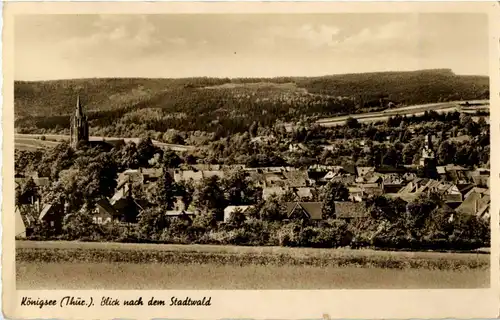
[{"left": 3, "top": 1, "right": 500, "bottom": 319}]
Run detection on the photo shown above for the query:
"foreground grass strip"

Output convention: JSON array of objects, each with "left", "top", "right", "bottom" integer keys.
[{"left": 16, "top": 247, "right": 489, "bottom": 271}]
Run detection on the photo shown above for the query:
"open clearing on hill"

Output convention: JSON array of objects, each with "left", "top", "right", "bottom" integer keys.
[
  {"left": 203, "top": 82, "right": 306, "bottom": 92},
  {"left": 14, "top": 134, "right": 194, "bottom": 152},
  {"left": 314, "top": 100, "right": 489, "bottom": 127}
]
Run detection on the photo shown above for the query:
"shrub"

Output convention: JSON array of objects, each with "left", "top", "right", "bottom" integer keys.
[{"left": 62, "top": 212, "right": 103, "bottom": 241}]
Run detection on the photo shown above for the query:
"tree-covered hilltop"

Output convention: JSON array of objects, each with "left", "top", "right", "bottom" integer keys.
[{"left": 15, "top": 69, "right": 489, "bottom": 137}]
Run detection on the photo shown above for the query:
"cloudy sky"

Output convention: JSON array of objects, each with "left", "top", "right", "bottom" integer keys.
[{"left": 15, "top": 13, "right": 489, "bottom": 80}]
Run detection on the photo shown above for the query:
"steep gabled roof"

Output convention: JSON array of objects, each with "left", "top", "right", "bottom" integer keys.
[
  {"left": 477, "top": 203, "right": 490, "bottom": 219},
  {"left": 456, "top": 192, "right": 485, "bottom": 216},
  {"left": 472, "top": 175, "right": 489, "bottom": 187},
  {"left": 285, "top": 202, "right": 323, "bottom": 220},
  {"left": 464, "top": 187, "right": 488, "bottom": 200},
  {"left": 110, "top": 188, "right": 127, "bottom": 205},
  {"left": 299, "top": 202, "right": 323, "bottom": 220},
  {"left": 38, "top": 204, "right": 54, "bottom": 221},
  {"left": 96, "top": 198, "right": 119, "bottom": 217},
  {"left": 398, "top": 181, "right": 418, "bottom": 194},
  {"left": 16, "top": 204, "right": 38, "bottom": 228}
]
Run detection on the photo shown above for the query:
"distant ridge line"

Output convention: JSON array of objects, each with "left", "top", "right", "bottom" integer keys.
[{"left": 14, "top": 68, "right": 487, "bottom": 82}]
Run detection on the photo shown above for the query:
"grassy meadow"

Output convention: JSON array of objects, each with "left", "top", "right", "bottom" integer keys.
[{"left": 16, "top": 241, "right": 490, "bottom": 289}]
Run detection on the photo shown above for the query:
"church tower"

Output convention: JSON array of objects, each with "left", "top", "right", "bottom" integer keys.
[
  {"left": 419, "top": 134, "right": 438, "bottom": 178},
  {"left": 70, "top": 95, "right": 89, "bottom": 149}
]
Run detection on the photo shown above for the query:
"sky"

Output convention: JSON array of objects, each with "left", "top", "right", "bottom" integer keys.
[{"left": 14, "top": 13, "right": 489, "bottom": 80}]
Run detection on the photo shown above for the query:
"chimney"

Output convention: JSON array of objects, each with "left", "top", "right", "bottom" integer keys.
[{"left": 474, "top": 199, "right": 478, "bottom": 214}]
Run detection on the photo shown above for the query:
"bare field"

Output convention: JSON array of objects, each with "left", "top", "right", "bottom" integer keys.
[
  {"left": 316, "top": 100, "right": 489, "bottom": 127},
  {"left": 14, "top": 134, "right": 194, "bottom": 152}
]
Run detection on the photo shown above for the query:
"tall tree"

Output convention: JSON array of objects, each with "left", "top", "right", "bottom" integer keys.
[
  {"left": 162, "top": 149, "right": 182, "bottom": 168},
  {"left": 75, "top": 153, "right": 118, "bottom": 209},
  {"left": 322, "top": 181, "right": 349, "bottom": 219},
  {"left": 155, "top": 170, "right": 176, "bottom": 210},
  {"left": 437, "top": 140, "right": 457, "bottom": 165},
  {"left": 193, "top": 176, "right": 226, "bottom": 217},
  {"left": 136, "top": 138, "right": 158, "bottom": 167}
]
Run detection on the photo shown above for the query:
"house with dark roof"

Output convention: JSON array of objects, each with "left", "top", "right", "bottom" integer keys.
[
  {"left": 456, "top": 190, "right": 490, "bottom": 219},
  {"left": 93, "top": 198, "right": 120, "bottom": 224},
  {"left": 472, "top": 175, "right": 489, "bottom": 188},
  {"left": 285, "top": 202, "right": 323, "bottom": 221},
  {"left": 109, "top": 186, "right": 144, "bottom": 223},
  {"left": 391, "top": 179, "right": 463, "bottom": 206},
  {"left": 15, "top": 204, "right": 38, "bottom": 238},
  {"left": 38, "top": 204, "right": 65, "bottom": 232}
]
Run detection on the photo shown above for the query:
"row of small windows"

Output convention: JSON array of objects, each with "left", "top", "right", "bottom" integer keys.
[{"left": 92, "top": 217, "right": 112, "bottom": 224}]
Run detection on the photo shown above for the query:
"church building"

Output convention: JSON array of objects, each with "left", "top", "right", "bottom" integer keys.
[
  {"left": 70, "top": 95, "right": 89, "bottom": 149},
  {"left": 419, "top": 134, "right": 438, "bottom": 178}
]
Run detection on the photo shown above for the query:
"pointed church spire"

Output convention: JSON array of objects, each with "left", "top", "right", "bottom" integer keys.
[
  {"left": 75, "top": 95, "right": 83, "bottom": 118},
  {"left": 70, "top": 94, "right": 89, "bottom": 149}
]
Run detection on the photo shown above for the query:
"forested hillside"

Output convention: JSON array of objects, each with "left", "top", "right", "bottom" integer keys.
[{"left": 15, "top": 69, "right": 489, "bottom": 137}]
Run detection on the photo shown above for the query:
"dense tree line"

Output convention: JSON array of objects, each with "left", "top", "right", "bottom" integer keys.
[{"left": 15, "top": 69, "right": 488, "bottom": 137}]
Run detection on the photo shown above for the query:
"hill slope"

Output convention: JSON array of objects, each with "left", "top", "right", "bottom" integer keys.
[{"left": 15, "top": 69, "right": 489, "bottom": 136}]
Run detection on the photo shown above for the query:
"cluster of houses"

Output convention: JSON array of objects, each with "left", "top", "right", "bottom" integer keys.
[
  {"left": 15, "top": 157, "right": 490, "bottom": 238},
  {"left": 14, "top": 98, "right": 491, "bottom": 238}
]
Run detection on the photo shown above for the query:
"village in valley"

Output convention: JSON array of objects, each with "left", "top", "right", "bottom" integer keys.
[
  {"left": 14, "top": 91, "right": 490, "bottom": 250},
  {"left": 11, "top": 10, "right": 495, "bottom": 296}
]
